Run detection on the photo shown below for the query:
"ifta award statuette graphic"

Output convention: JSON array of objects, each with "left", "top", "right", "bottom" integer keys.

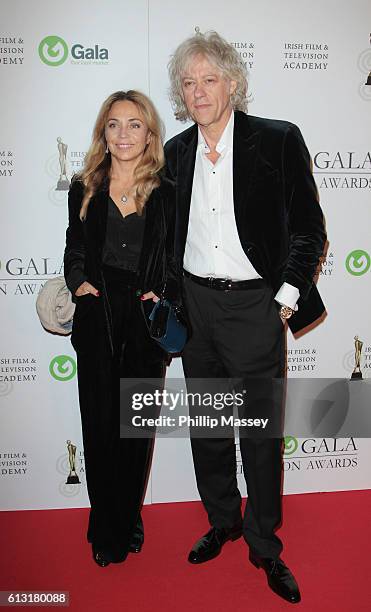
[
  {"left": 66, "top": 440, "right": 80, "bottom": 484},
  {"left": 365, "top": 33, "right": 371, "bottom": 85},
  {"left": 351, "top": 335, "right": 363, "bottom": 380},
  {"left": 56, "top": 137, "right": 70, "bottom": 191}
]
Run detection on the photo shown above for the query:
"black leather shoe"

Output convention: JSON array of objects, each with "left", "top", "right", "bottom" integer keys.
[
  {"left": 188, "top": 525, "right": 242, "bottom": 564},
  {"left": 249, "top": 552, "right": 301, "bottom": 604}
]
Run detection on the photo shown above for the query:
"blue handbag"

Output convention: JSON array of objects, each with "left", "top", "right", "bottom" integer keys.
[{"left": 148, "top": 298, "right": 187, "bottom": 354}]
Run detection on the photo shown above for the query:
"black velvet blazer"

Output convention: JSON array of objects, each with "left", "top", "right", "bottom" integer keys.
[
  {"left": 64, "top": 177, "right": 180, "bottom": 354},
  {"left": 164, "top": 111, "right": 327, "bottom": 334}
]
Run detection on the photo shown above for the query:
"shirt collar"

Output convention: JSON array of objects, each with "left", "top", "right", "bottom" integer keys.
[{"left": 197, "top": 110, "right": 234, "bottom": 155}]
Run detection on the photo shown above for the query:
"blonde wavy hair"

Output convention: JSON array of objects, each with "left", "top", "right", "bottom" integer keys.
[
  {"left": 78, "top": 90, "right": 164, "bottom": 219},
  {"left": 168, "top": 30, "right": 248, "bottom": 122}
]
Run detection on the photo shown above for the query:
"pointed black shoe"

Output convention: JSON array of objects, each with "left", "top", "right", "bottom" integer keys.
[
  {"left": 188, "top": 525, "right": 242, "bottom": 564},
  {"left": 129, "top": 514, "right": 144, "bottom": 553},
  {"left": 249, "top": 552, "right": 301, "bottom": 604},
  {"left": 92, "top": 548, "right": 111, "bottom": 568},
  {"left": 92, "top": 545, "right": 128, "bottom": 568},
  {"left": 129, "top": 532, "right": 144, "bottom": 553},
  {"left": 129, "top": 527, "right": 144, "bottom": 553}
]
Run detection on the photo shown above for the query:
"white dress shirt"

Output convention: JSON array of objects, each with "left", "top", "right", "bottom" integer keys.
[{"left": 184, "top": 111, "right": 299, "bottom": 309}]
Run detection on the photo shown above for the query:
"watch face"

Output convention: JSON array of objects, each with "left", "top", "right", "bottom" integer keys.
[{"left": 280, "top": 306, "right": 293, "bottom": 319}]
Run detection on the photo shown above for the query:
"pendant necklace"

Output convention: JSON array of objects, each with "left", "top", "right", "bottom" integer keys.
[{"left": 121, "top": 186, "right": 132, "bottom": 204}]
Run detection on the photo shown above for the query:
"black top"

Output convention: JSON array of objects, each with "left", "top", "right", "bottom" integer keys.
[{"left": 102, "top": 197, "right": 146, "bottom": 272}]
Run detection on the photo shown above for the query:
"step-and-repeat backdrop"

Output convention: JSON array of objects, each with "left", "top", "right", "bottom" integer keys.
[{"left": 1, "top": 0, "right": 370, "bottom": 510}]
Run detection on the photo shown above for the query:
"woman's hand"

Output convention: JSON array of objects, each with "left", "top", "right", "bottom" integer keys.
[
  {"left": 75, "top": 281, "right": 100, "bottom": 297},
  {"left": 140, "top": 291, "right": 160, "bottom": 303}
]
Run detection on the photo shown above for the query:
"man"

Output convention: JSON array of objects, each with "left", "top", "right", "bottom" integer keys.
[{"left": 164, "top": 31, "right": 326, "bottom": 604}]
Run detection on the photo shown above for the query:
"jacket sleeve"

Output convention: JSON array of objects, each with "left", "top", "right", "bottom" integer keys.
[
  {"left": 281, "top": 124, "right": 327, "bottom": 300},
  {"left": 63, "top": 179, "right": 88, "bottom": 297}
]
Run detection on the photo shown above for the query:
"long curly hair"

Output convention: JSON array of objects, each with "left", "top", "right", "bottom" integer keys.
[
  {"left": 168, "top": 30, "right": 248, "bottom": 122},
  {"left": 77, "top": 90, "right": 165, "bottom": 219}
]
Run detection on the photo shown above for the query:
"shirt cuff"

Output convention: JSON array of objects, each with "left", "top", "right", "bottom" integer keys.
[{"left": 274, "top": 282, "right": 300, "bottom": 311}]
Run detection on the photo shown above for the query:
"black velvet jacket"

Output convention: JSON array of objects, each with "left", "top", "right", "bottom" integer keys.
[
  {"left": 164, "top": 111, "right": 327, "bottom": 334},
  {"left": 64, "top": 177, "right": 180, "bottom": 353}
]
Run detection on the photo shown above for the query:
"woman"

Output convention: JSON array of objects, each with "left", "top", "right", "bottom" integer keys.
[{"left": 64, "top": 90, "right": 180, "bottom": 567}]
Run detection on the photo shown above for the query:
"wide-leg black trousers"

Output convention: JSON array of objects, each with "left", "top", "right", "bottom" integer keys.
[
  {"left": 182, "top": 276, "right": 285, "bottom": 559},
  {"left": 74, "top": 266, "right": 165, "bottom": 562}
]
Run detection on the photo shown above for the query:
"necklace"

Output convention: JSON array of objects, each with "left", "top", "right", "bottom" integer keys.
[
  {"left": 111, "top": 177, "right": 133, "bottom": 204},
  {"left": 120, "top": 185, "right": 134, "bottom": 204}
]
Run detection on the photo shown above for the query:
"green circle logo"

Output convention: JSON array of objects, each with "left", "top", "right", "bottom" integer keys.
[
  {"left": 345, "top": 249, "right": 370, "bottom": 276},
  {"left": 49, "top": 355, "right": 76, "bottom": 381},
  {"left": 38, "top": 35, "right": 68, "bottom": 66},
  {"left": 284, "top": 436, "right": 298, "bottom": 456}
]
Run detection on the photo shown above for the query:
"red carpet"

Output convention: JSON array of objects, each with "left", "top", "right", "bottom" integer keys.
[{"left": 1, "top": 491, "right": 371, "bottom": 611}]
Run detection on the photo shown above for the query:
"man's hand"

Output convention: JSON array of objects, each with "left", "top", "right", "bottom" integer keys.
[{"left": 75, "top": 281, "right": 99, "bottom": 297}]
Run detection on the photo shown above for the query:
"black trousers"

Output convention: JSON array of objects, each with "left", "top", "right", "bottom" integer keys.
[
  {"left": 75, "top": 266, "right": 164, "bottom": 562},
  {"left": 182, "top": 276, "right": 285, "bottom": 559}
]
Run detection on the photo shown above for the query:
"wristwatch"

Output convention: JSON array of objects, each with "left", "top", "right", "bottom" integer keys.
[{"left": 279, "top": 305, "right": 294, "bottom": 320}]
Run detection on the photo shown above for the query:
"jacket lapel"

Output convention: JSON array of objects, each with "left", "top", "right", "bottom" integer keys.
[
  {"left": 96, "top": 186, "right": 109, "bottom": 249},
  {"left": 232, "top": 112, "right": 260, "bottom": 243},
  {"left": 87, "top": 188, "right": 109, "bottom": 241},
  {"left": 232, "top": 111, "right": 276, "bottom": 245},
  {"left": 137, "top": 186, "right": 158, "bottom": 280},
  {"left": 84, "top": 185, "right": 109, "bottom": 259},
  {"left": 176, "top": 125, "right": 197, "bottom": 259}
]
